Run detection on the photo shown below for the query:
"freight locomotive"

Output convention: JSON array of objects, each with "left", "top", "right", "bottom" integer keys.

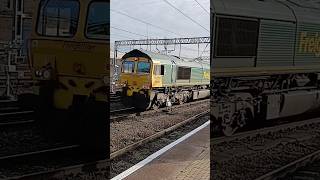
[
  {"left": 119, "top": 49, "right": 210, "bottom": 110},
  {"left": 21, "top": 0, "right": 109, "bottom": 158},
  {"left": 211, "top": 0, "right": 320, "bottom": 135}
]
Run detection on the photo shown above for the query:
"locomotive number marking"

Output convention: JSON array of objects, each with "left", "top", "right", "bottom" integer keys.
[{"left": 63, "top": 42, "right": 96, "bottom": 52}]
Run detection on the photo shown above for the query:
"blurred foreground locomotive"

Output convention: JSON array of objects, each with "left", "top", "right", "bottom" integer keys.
[
  {"left": 211, "top": 0, "right": 320, "bottom": 135},
  {"left": 119, "top": 49, "right": 210, "bottom": 110},
  {"left": 21, "top": 0, "right": 109, "bottom": 158}
]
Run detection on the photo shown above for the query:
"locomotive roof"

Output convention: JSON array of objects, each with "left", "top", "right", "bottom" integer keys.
[
  {"left": 285, "top": 0, "right": 320, "bottom": 24},
  {"left": 212, "top": 0, "right": 320, "bottom": 25},
  {"left": 122, "top": 49, "right": 210, "bottom": 69},
  {"left": 212, "top": 0, "right": 296, "bottom": 21}
]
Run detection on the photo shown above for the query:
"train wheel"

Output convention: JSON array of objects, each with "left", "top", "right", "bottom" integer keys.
[
  {"left": 222, "top": 124, "right": 238, "bottom": 136},
  {"left": 178, "top": 98, "right": 184, "bottom": 105},
  {"left": 133, "top": 93, "right": 150, "bottom": 110},
  {"left": 122, "top": 96, "right": 133, "bottom": 107},
  {"left": 211, "top": 116, "right": 223, "bottom": 136},
  {"left": 222, "top": 109, "right": 251, "bottom": 136},
  {"left": 152, "top": 101, "right": 160, "bottom": 110}
]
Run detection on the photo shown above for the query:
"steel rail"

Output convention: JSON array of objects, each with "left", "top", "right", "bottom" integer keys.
[
  {"left": 110, "top": 98, "right": 210, "bottom": 122},
  {"left": 0, "top": 145, "right": 79, "bottom": 162},
  {"left": 0, "top": 119, "right": 34, "bottom": 127},
  {"left": 254, "top": 150, "right": 320, "bottom": 180},
  {"left": 0, "top": 110, "right": 33, "bottom": 116},
  {"left": 212, "top": 116, "right": 320, "bottom": 145}
]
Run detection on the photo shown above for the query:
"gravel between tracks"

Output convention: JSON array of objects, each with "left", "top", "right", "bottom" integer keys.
[
  {"left": 111, "top": 113, "right": 209, "bottom": 178},
  {"left": 111, "top": 100, "right": 209, "bottom": 152},
  {"left": 211, "top": 122, "right": 320, "bottom": 180}
]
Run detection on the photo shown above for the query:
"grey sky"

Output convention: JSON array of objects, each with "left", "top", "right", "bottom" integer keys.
[{"left": 110, "top": 0, "right": 210, "bottom": 58}]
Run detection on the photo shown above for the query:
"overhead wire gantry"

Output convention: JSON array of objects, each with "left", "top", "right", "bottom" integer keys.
[{"left": 113, "top": 36, "right": 210, "bottom": 65}]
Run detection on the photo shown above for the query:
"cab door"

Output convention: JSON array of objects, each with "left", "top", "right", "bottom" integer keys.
[{"left": 152, "top": 63, "right": 163, "bottom": 87}]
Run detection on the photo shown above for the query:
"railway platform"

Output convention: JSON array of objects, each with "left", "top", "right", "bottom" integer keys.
[{"left": 121, "top": 122, "right": 210, "bottom": 180}]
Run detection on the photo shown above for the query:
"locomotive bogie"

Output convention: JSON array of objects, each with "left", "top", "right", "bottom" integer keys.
[{"left": 211, "top": 72, "right": 320, "bottom": 135}]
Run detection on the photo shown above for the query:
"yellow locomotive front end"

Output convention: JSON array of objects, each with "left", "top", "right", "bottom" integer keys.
[
  {"left": 120, "top": 50, "right": 153, "bottom": 109},
  {"left": 31, "top": 0, "right": 108, "bottom": 110},
  {"left": 26, "top": 0, "right": 109, "bottom": 158}
]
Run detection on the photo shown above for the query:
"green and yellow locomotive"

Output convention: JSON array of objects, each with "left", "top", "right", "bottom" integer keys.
[
  {"left": 120, "top": 49, "right": 210, "bottom": 110},
  {"left": 212, "top": 0, "right": 320, "bottom": 135}
]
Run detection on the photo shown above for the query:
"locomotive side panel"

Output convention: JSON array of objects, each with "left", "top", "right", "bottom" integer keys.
[
  {"left": 191, "top": 68, "right": 203, "bottom": 84},
  {"left": 256, "top": 20, "right": 296, "bottom": 67}
]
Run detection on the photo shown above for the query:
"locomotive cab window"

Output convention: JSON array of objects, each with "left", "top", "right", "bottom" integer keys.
[
  {"left": 154, "top": 65, "right": 164, "bottom": 75},
  {"left": 137, "top": 62, "right": 151, "bottom": 73},
  {"left": 37, "top": 0, "right": 79, "bottom": 37},
  {"left": 215, "top": 17, "right": 259, "bottom": 57},
  {"left": 86, "top": 0, "right": 109, "bottom": 39},
  {"left": 177, "top": 67, "right": 191, "bottom": 80},
  {"left": 122, "top": 61, "right": 135, "bottom": 73}
]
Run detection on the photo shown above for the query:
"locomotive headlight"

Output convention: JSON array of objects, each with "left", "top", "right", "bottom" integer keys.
[
  {"left": 35, "top": 70, "right": 43, "bottom": 77},
  {"left": 34, "top": 63, "right": 54, "bottom": 79},
  {"left": 43, "top": 70, "right": 51, "bottom": 79},
  {"left": 35, "top": 70, "right": 39, "bottom": 76},
  {"left": 121, "top": 81, "right": 127, "bottom": 87}
]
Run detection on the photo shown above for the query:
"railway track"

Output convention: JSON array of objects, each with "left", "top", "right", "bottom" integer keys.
[
  {"left": 212, "top": 116, "right": 320, "bottom": 145},
  {"left": 7, "top": 158, "right": 110, "bottom": 180},
  {"left": 111, "top": 110, "right": 209, "bottom": 159},
  {"left": 111, "top": 109, "right": 210, "bottom": 178},
  {"left": 9, "top": 108, "right": 209, "bottom": 179},
  {"left": 110, "top": 98, "right": 209, "bottom": 122},
  {"left": 280, "top": 154, "right": 320, "bottom": 180},
  {"left": 110, "top": 93, "right": 121, "bottom": 103},
  {"left": 0, "top": 100, "right": 35, "bottom": 127},
  {"left": 0, "top": 145, "right": 79, "bottom": 162},
  {"left": 1, "top": 144, "right": 85, "bottom": 180},
  {"left": 110, "top": 107, "right": 136, "bottom": 121},
  {"left": 0, "top": 100, "right": 18, "bottom": 108},
  {"left": 211, "top": 116, "right": 320, "bottom": 180},
  {"left": 255, "top": 149, "right": 320, "bottom": 180}
]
